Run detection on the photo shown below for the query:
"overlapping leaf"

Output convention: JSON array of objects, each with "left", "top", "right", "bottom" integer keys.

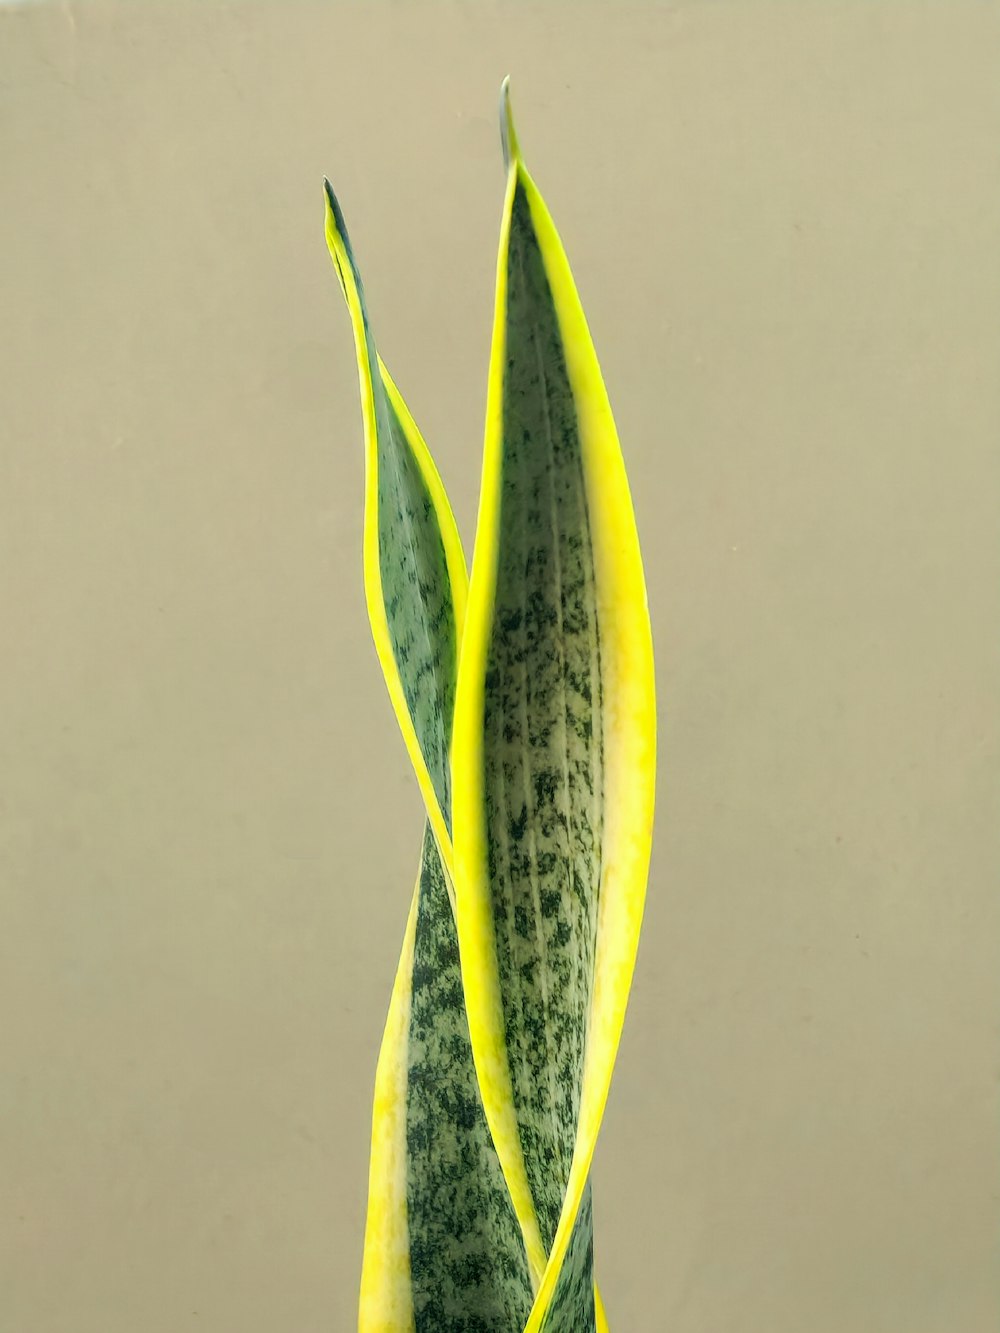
[
  {"left": 325, "top": 184, "right": 533, "bottom": 1332},
  {"left": 451, "top": 82, "right": 656, "bottom": 1333}
]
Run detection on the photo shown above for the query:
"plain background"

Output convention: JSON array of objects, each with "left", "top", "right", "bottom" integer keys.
[{"left": 2, "top": 3, "right": 998, "bottom": 1330}]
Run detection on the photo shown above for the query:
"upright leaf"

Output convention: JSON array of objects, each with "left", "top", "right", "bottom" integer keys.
[
  {"left": 325, "top": 182, "right": 534, "bottom": 1332},
  {"left": 451, "top": 82, "right": 656, "bottom": 1333},
  {"left": 325, "top": 181, "right": 462, "bottom": 873}
]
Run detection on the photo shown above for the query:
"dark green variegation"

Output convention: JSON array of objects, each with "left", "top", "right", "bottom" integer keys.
[
  {"left": 451, "top": 80, "right": 654, "bottom": 1333},
  {"left": 328, "top": 77, "right": 655, "bottom": 1333},
  {"left": 408, "top": 825, "right": 533, "bottom": 1332},
  {"left": 375, "top": 398, "right": 457, "bottom": 823},
  {"left": 325, "top": 180, "right": 458, "bottom": 851},
  {"left": 478, "top": 177, "right": 602, "bottom": 1332},
  {"left": 540, "top": 1187, "right": 597, "bottom": 1333},
  {"left": 325, "top": 182, "right": 534, "bottom": 1331}
]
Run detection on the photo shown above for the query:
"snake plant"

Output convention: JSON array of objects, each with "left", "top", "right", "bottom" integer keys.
[{"left": 324, "top": 79, "right": 656, "bottom": 1333}]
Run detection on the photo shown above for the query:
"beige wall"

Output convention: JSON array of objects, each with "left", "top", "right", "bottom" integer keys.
[{"left": 2, "top": 4, "right": 997, "bottom": 1330}]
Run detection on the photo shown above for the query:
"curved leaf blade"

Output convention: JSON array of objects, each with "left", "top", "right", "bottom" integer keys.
[
  {"left": 325, "top": 182, "right": 535, "bottom": 1331},
  {"left": 407, "top": 825, "right": 534, "bottom": 1332},
  {"left": 358, "top": 830, "right": 536, "bottom": 1333},
  {"left": 325, "top": 180, "right": 465, "bottom": 863},
  {"left": 451, "top": 82, "right": 656, "bottom": 1333}
]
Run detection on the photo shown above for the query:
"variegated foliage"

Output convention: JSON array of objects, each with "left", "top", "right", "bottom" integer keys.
[{"left": 325, "top": 79, "right": 655, "bottom": 1333}]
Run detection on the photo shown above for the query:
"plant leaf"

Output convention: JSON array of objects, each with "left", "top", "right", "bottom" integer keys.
[
  {"left": 325, "top": 180, "right": 464, "bottom": 875},
  {"left": 406, "top": 825, "right": 536, "bottom": 1331},
  {"left": 451, "top": 81, "right": 656, "bottom": 1333},
  {"left": 325, "top": 181, "right": 535, "bottom": 1331}
]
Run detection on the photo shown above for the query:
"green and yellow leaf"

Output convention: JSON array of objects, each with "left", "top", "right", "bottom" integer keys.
[
  {"left": 325, "top": 181, "right": 535, "bottom": 1332},
  {"left": 324, "top": 181, "right": 464, "bottom": 878},
  {"left": 451, "top": 81, "right": 656, "bottom": 1333}
]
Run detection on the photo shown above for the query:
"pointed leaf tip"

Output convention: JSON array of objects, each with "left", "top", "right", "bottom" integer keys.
[
  {"left": 499, "top": 75, "right": 521, "bottom": 173},
  {"left": 322, "top": 178, "right": 352, "bottom": 302},
  {"left": 323, "top": 177, "right": 348, "bottom": 235}
]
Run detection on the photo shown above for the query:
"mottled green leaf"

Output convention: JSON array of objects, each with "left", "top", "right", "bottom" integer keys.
[
  {"left": 325, "top": 181, "right": 534, "bottom": 1333},
  {"left": 325, "top": 179, "right": 461, "bottom": 870},
  {"left": 407, "top": 825, "right": 534, "bottom": 1333},
  {"left": 452, "top": 82, "right": 656, "bottom": 1333}
]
